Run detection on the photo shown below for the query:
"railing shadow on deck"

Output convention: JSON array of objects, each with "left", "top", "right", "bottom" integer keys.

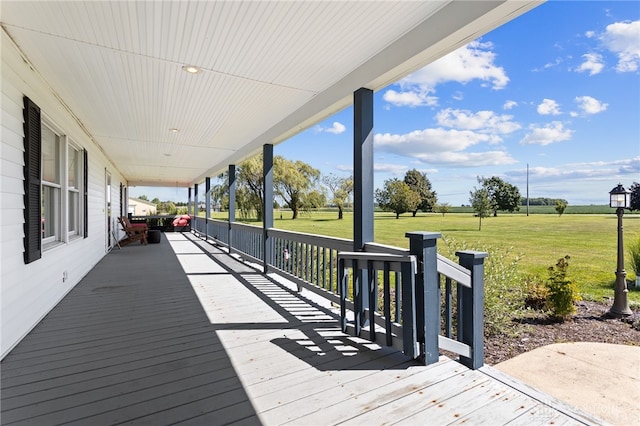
[
  {"left": 191, "top": 216, "right": 488, "bottom": 369},
  {"left": 179, "top": 233, "right": 423, "bottom": 372}
]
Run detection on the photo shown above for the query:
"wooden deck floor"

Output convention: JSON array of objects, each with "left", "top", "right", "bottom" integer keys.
[{"left": 1, "top": 232, "right": 607, "bottom": 425}]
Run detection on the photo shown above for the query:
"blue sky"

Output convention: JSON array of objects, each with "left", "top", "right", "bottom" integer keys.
[{"left": 132, "top": 1, "right": 639, "bottom": 206}]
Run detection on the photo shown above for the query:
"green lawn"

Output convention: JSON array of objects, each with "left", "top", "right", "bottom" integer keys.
[{"left": 214, "top": 210, "right": 640, "bottom": 305}]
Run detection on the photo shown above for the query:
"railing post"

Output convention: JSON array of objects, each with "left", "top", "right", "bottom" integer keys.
[
  {"left": 263, "top": 144, "right": 274, "bottom": 273},
  {"left": 405, "top": 231, "right": 441, "bottom": 365},
  {"left": 353, "top": 88, "right": 374, "bottom": 329},
  {"left": 187, "top": 187, "right": 192, "bottom": 216},
  {"left": 456, "top": 250, "right": 488, "bottom": 369},
  {"left": 194, "top": 183, "right": 199, "bottom": 225},
  {"left": 228, "top": 164, "right": 236, "bottom": 253},
  {"left": 205, "top": 177, "right": 211, "bottom": 240}
]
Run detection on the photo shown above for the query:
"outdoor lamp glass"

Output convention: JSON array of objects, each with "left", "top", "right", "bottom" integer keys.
[
  {"left": 608, "top": 183, "right": 632, "bottom": 317},
  {"left": 609, "top": 183, "right": 630, "bottom": 208}
]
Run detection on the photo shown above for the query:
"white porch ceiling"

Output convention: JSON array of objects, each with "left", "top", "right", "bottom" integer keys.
[{"left": 1, "top": 1, "right": 541, "bottom": 187}]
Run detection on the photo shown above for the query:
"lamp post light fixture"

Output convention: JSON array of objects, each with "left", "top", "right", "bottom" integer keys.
[{"left": 608, "top": 184, "right": 632, "bottom": 318}]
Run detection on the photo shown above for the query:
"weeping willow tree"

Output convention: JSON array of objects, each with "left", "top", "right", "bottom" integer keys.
[
  {"left": 237, "top": 156, "right": 265, "bottom": 220},
  {"left": 236, "top": 155, "right": 325, "bottom": 220},
  {"left": 275, "top": 158, "right": 324, "bottom": 219},
  {"left": 323, "top": 173, "right": 353, "bottom": 219}
]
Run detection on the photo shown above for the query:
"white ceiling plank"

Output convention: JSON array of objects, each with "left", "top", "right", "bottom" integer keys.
[{"left": 1, "top": 0, "right": 543, "bottom": 187}]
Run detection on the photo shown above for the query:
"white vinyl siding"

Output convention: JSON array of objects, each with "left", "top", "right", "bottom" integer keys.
[{"left": 0, "top": 29, "right": 127, "bottom": 359}]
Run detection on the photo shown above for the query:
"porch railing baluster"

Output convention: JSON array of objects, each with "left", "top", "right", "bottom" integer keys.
[{"left": 196, "top": 219, "right": 487, "bottom": 368}]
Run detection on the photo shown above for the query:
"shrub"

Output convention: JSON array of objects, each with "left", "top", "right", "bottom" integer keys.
[
  {"left": 555, "top": 200, "right": 568, "bottom": 216},
  {"left": 440, "top": 237, "right": 525, "bottom": 337},
  {"left": 523, "top": 274, "right": 549, "bottom": 310},
  {"left": 628, "top": 235, "right": 640, "bottom": 280},
  {"left": 545, "top": 255, "right": 581, "bottom": 320}
]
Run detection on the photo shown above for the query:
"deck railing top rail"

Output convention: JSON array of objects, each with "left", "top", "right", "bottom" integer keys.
[{"left": 191, "top": 216, "right": 486, "bottom": 368}]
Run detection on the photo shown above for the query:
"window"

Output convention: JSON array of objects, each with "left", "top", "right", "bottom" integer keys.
[
  {"left": 41, "top": 124, "right": 61, "bottom": 247},
  {"left": 23, "top": 96, "right": 88, "bottom": 263}
]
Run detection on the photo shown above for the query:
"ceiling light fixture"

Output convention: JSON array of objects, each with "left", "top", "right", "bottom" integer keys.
[
  {"left": 169, "top": 128, "right": 179, "bottom": 133},
  {"left": 182, "top": 65, "right": 202, "bottom": 74}
]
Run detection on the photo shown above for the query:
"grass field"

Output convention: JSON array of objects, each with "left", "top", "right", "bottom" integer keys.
[{"left": 213, "top": 209, "right": 640, "bottom": 306}]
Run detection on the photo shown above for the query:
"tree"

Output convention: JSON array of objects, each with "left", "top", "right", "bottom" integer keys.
[
  {"left": 434, "top": 202, "right": 451, "bottom": 217},
  {"left": 151, "top": 197, "right": 160, "bottom": 205},
  {"left": 630, "top": 182, "right": 640, "bottom": 211},
  {"left": 555, "top": 199, "right": 568, "bottom": 216},
  {"left": 469, "top": 186, "right": 491, "bottom": 230},
  {"left": 237, "top": 155, "right": 265, "bottom": 220},
  {"left": 522, "top": 197, "right": 567, "bottom": 206},
  {"left": 157, "top": 201, "right": 176, "bottom": 214},
  {"left": 138, "top": 194, "right": 148, "bottom": 201},
  {"left": 274, "top": 158, "right": 323, "bottom": 219},
  {"left": 323, "top": 174, "right": 353, "bottom": 219},
  {"left": 478, "top": 176, "right": 521, "bottom": 216},
  {"left": 375, "top": 178, "right": 420, "bottom": 219},
  {"left": 403, "top": 169, "right": 437, "bottom": 216},
  {"left": 210, "top": 174, "right": 229, "bottom": 211}
]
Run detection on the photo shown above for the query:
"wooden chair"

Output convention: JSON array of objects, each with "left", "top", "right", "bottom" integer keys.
[
  {"left": 118, "top": 216, "right": 148, "bottom": 245},
  {"left": 122, "top": 216, "right": 149, "bottom": 231}
]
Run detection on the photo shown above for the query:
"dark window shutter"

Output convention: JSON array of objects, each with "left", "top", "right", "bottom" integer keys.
[
  {"left": 83, "top": 149, "right": 88, "bottom": 238},
  {"left": 23, "top": 96, "right": 42, "bottom": 264}
]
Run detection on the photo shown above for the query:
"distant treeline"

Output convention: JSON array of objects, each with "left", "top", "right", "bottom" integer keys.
[
  {"left": 519, "top": 197, "right": 568, "bottom": 206},
  {"left": 447, "top": 204, "right": 634, "bottom": 214}
]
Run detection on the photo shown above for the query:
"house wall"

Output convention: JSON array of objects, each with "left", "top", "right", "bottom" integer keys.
[
  {"left": 128, "top": 198, "right": 157, "bottom": 216},
  {"left": 1, "top": 31, "right": 128, "bottom": 359}
]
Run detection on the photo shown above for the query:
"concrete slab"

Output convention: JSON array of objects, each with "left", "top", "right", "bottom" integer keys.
[{"left": 494, "top": 342, "right": 640, "bottom": 425}]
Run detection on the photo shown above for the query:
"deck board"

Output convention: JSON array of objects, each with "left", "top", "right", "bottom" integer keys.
[{"left": 1, "top": 232, "right": 607, "bottom": 425}]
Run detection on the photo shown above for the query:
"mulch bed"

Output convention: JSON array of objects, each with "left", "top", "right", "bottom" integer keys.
[{"left": 484, "top": 300, "right": 640, "bottom": 365}]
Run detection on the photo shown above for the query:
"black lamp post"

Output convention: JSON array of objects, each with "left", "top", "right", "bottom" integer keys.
[{"left": 608, "top": 184, "right": 632, "bottom": 317}]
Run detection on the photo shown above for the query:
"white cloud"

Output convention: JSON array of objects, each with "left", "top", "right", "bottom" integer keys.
[
  {"left": 382, "top": 90, "right": 437, "bottom": 107},
  {"left": 537, "top": 99, "right": 562, "bottom": 115},
  {"left": 315, "top": 121, "right": 346, "bottom": 134},
  {"left": 374, "top": 127, "right": 516, "bottom": 167},
  {"left": 436, "top": 108, "right": 521, "bottom": 136},
  {"left": 503, "top": 100, "right": 518, "bottom": 110},
  {"left": 412, "top": 40, "right": 509, "bottom": 90},
  {"left": 334, "top": 164, "right": 353, "bottom": 173},
  {"left": 327, "top": 122, "right": 346, "bottom": 134},
  {"left": 520, "top": 121, "right": 573, "bottom": 146},
  {"left": 575, "top": 96, "right": 608, "bottom": 115},
  {"left": 600, "top": 20, "right": 640, "bottom": 72},
  {"left": 373, "top": 163, "right": 414, "bottom": 176},
  {"left": 376, "top": 128, "right": 488, "bottom": 154},
  {"left": 543, "top": 57, "right": 563, "bottom": 70},
  {"left": 420, "top": 150, "right": 517, "bottom": 167},
  {"left": 384, "top": 40, "right": 508, "bottom": 107},
  {"left": 575, "top": 53, "right": 605, "bottom": 75},
  {"left": 513, "top": 157, "right": 640, "bottom": 181}
]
